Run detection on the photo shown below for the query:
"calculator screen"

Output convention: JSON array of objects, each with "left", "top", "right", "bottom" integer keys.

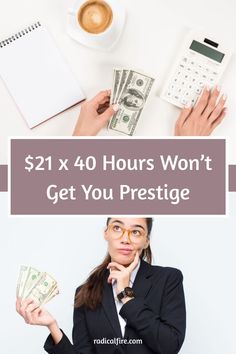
[{"left": 190, "top": 40, "right": 225, "bottom": 63}]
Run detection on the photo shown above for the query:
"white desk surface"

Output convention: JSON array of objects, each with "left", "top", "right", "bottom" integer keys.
[{"left": 0, "top": 0, "right": 235, "bottom": 164}]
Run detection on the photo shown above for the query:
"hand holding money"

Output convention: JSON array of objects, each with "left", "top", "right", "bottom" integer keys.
[
  {"left": 109, "top": 69, "right": 155, "bottom": 135},
  {"left": 16, "top": 265, "right": 59, "bottom": 328},
  {"left": 16, "top": 297, "right": 56, "bottom": 327},
  {"left": 73, "top": 90, "right": 119, "bottom": 136}
]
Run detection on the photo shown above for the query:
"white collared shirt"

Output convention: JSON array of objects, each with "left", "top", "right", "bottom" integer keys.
[{"left": 111, "top": 259, "right": 141, "bottom": 338}]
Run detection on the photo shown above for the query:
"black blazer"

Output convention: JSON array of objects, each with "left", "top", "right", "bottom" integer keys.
[{"left": 44, "top": 259, "right": 186, "bottom": 354}]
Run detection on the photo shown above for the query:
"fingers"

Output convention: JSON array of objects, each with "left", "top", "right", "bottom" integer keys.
[
  {"left": 18, "top": 298, "right": 34, "bottom": 316},
  {"left": 25, "top": 304, "right": 41, "bottom": 324},
  {"left": 174, "top": 104, "right": 193, "bottom": 136},
  {"left": 26, "top": 302, "right": 39, "bottom": 313},
  {"left": 207, "top": 93, "right": 227, "bottom": 123},
  {"left": 128, "top": 251, "right": 140, "bottom": 272},
  {"left": 193, "top": 86, "right": 211, "bottom": 115},
  {"left": 107, "top": 270, "right": 120, "bottom": 283},
  {"left": 107, "top": 262, "right": 125, "bottom": 271},
  {"left": 134, "top": 250, "right": 140, "bottom": 263},
  {"left": 209, "top": 108, "right": 227, "bottom": 134},
  {"left": 107, "top": 261, "right": 126, "bottom": 283},
  {"left": 90, "top": 90, "right": 111, "bottom": 108},
  {"left": 175, "top": 105, "right": 193, "bottom": 128},
  {"left": 32, "top": 307, "right": 42, "bottom": 318},
  {"left": 16, "top": 297, "right": 21, "bottom": 312},
  {"left": 201, "top": 86, "right": 222, "bottom": 119},
  {"left": 24, "top": 307, "right": 33, "bottom": 324},
  {"left": 17, "top": 298, "right": 39, "bottom": 322}
]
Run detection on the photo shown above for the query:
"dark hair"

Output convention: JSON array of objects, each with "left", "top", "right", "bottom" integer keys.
[{"left": 75, "top": 218, "right": 153, "bottom": 310}]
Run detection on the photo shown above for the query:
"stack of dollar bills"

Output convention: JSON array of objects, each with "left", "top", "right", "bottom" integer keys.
[
  {"left": 108, "top": 69, "right": 155, "bottom": 136},
  {"left": 16, "top": 265, "right": 59, "bottom": 306}
]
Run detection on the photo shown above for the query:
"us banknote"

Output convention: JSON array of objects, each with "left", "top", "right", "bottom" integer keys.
[
  {"left": 16, "top": 265, "right": 59, "bottom": 306},
  {"left": 109, "top": 69, "right": 155, "bottom": 135}
]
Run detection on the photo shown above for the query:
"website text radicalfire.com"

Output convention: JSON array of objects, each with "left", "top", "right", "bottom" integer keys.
[{"left": 93, "top": 337, "right": 143, "bottom": 346}]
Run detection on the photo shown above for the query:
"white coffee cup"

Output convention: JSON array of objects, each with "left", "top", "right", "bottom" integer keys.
[{"left": 67, "top": 0, "right": 126, "bottom": 50}]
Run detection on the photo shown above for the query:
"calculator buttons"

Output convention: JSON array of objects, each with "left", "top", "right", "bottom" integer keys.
[
  {"left": 197, "top": 80, "right": 204, "bottom": 88},
  {"left": 175, "top": 70, "right": 182, "bottom": 76},
  {"left": 162, "top": 49, "right": 224, "bottom": 108},
  {"left": 195, "top": 87, "right": 202, "bottom": 94},
  {"left": 191, "top": 77, "right": 197, "bottom": 84},
  {"left": 175, "top": 87, "right": 183, "bottom": 94},
  {"left": 181, "top": 98, "right": 189, "bottom": 106},
  {"left": 169, "top": 83, "right": 175, "bottom": 90},
  {"left": 191, "top": 96, "right": 198, "bottom": 105},
  {"left": 183, "top": 73, "right": 190, "bottom": 80},
  {"left": 208, "top": 77, "right": 215, "bottom": 84},
  {"left": 183, "top": 90, "right": 191, "bottom": 97}
]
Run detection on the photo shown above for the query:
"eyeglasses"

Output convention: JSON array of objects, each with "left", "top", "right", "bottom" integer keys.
[{"left": 107, "top": 223, "right": 147, "bottom": 243}]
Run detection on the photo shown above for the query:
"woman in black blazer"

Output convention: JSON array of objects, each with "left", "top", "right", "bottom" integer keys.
[{"left": 16, "top": 217, "right": 186, "bottom": 354}]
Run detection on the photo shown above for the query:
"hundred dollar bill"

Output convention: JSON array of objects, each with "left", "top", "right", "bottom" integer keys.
[
  {"left": 110, "top": 69, "right": 122, "bottom": 104},
  {"left": 16, "top": 265, "right": 30, "bottom": 298},
  {"left": 108, "top": 70, "right": 155, "bottom": 135},
  {"left": 22, "top": 267, "right": 42, "bottom": 300},
  {"left": 26, "top": 272, "right": 57, "bottom": 306},
  {"left": 116, "top": 69, "right": 129, "bottom": 103}
]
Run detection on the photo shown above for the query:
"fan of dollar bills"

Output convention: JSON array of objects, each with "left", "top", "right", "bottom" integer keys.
[
  {"left": 16, "top": 265, "right": 59, "bottom": 306},
  {"left": 108, "top": 69, "right": 155, "bottom": 136}
]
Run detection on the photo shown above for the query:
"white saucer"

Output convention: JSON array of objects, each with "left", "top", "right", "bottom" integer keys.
[{"left": 67, "top": 0, "right": 126, "bottom": 51}]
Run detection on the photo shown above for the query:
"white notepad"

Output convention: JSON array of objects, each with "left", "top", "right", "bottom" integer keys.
[{"left": 0, "top": 21, "right": 85, "bottom": 128}]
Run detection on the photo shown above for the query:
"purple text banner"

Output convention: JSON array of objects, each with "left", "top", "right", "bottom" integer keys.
[{"left": 10, "top": 138, "right": 226, "bottom": 215}]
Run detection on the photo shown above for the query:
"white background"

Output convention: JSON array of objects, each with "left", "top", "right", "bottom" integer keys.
[
  {"left": 0, "top": 194, "right": 236, "bottom": 354},
  {"left": 0, "top": 0, "right": 236, "bottom": 164}
]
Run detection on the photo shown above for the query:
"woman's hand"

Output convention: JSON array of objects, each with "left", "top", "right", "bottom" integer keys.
[
  {"left": 107, "top": 251, "right": 140, "bottom": 295},
  {"left": 16, "top": 298, "right": 63, "bottom": 344},
  {"left": 73, "top": 90, "right": 119, "bottom": 136},
  {"left": 16, "top": 297, "right": 55, "bottom": 327},
  {"left": 175, "top": 86, "right": 227, "bottom": 136}
]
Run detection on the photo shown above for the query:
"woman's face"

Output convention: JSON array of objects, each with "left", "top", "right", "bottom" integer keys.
[{"left": 104, "top": 218, "right": 150, "bottom": 266}]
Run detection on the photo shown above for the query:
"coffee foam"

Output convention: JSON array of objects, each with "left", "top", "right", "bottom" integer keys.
[{"left": 78, "top": 1, "right": 113, "bottom": 34}]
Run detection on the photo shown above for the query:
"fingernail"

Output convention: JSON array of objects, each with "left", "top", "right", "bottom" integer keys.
[
  {"left": 112, "top": 104, "right": 120, "bottom": 112},
  {"left": 184, "top": 103, "right": 192, "bottom": 109},
  {"left": 205, "top": 85, "right": 210, "bottom": 91},
  {"left": 222, "top": 94, "right": 227, "bottom": 101},
  {"left": 216, "top": 85, "right": 221, "bottom": 92}
]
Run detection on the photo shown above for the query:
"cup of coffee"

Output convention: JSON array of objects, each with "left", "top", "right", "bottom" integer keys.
[
  {"left": 77, "top": 0, "right": 113, "bottom": 35},
  {"left": 68, "top": 0, "right": 126, "bottom": 50}
]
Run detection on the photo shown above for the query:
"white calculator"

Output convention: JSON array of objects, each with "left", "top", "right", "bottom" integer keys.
[{"left": 160, "top": 32, "right": 232, "bottom": 107}]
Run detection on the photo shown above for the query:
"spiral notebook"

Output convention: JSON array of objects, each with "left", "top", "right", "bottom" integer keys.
[{"left": 0, "top": 21, "right": 85, "bottom": 128}]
